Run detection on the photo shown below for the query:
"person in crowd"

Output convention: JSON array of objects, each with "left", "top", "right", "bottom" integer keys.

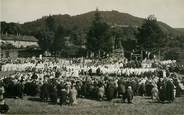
[
  {"left": 151, "top": 85, "right": 159, "bottom": 102},
  {"left": 97, "top": 82, "right": 105, "bottom": 101},
  {"left": 0, "top": 80, "right": 9, "bottom": 113},
  {"left": 69, "top": 83, "right": 78, "bottom": 105},
  {"left": 165, "top": 78, "right": 175, "bottom": 103},
  {"left": 106, "top": 79, "right": 116, "bottom": 101},
  {"left": 40, "top": 79, "right": 49, "bottom": 102},
  {"left": 158, "top": 77, "right": 166, "bottom": 102},
  {"left": 117, "top": 78, "right": 126, "bottom": 102},
  {"left": 59, "top": 84, "right": 68, "bottom": 105},
  {"left": 126, "top": 86, "right": 134, "bottom": 103}
]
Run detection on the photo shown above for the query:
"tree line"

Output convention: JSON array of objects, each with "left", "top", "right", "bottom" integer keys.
[{"left": 1, "top": 10, "right": 184, "bottom": 60}]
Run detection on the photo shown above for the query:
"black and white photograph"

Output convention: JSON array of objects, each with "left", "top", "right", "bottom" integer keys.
[{"left": 0, "top": 0, "right": 184, "bottom": 114}]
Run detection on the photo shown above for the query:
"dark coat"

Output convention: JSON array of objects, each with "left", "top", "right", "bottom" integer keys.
[
  {"left": 165, "top": 80, "right": 174, "bottom": 102},
  {"left": 106, "top": 81, "right": 115, "bottom": 101},
  {"left": 117, "top": 79, "right": 126, "bottom": 95},
  {"left": 40, "top": 83, "right": 49, "bottom": 101}
]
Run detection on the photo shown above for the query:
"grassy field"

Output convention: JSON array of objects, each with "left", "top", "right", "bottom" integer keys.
[{"left": 4, "top": 95, "right": 184, "bottom": 115}]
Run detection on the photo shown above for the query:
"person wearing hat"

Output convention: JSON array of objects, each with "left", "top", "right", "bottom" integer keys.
[
  {"left": 97, "top": 81, "right": 105, "bottom": 101},
  {"left": 117, "top": 78, "right": 126, "bottom": 103},
  {"left": 40, "top": 79, "right": 49, "bottom": 102},
  {"left": 106, "top": 79, "right": 116, "bottom": 101},
  {"left": 58, "top": 81, "right": 68, "bottom": 105},
  {"left": 165, "top": 78, "right": 175, "bottom": 103}
]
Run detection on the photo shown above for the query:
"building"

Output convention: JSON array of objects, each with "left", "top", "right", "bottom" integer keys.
[
  {"left": 0, "top": 34, "right": 39, "bottom": 58},
  {"left": 1, "top": 34, "right": 39, "bottom": 48}
]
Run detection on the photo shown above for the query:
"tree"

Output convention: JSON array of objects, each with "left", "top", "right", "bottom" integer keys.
[
  {"left": 1, "top": 22, "right": 8, "bottom": 34},
  {"left": 45, "top": 15, "right": 57, "bottom": 32},
  {"left": 1, "top": 22, "right": 22, "bottom": 35},
  {"left": 70, "top": 26, "right": 85, "bottom": 46},
  {"left": 86, "top": 9, "right": 113, "bottom": 57},
  {"left": 52, "top": 25, "right": 66, "bottom": 56},
  {"left": 136, "top": 15, "right": 166, "bottom": 52},
  {"left": 36, "top": 15, "right": 56, "bottom": 52},
  {"left": 36, "top": 31, "right": 55, "bottom": 51}
]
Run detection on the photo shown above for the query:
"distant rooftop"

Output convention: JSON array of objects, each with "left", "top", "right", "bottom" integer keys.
[
  {"left": 1, "top": 34, "right": 38, "bottom": 42},
  {"left": 111, "top": 24, "right": 138, "bottom": 28}
]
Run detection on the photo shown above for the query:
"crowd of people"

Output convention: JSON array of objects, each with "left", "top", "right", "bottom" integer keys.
[{"left": 0, "top": 57, "right": 184, "bottom": 113}]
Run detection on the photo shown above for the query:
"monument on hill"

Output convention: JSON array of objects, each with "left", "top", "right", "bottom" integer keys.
[{"left": 112, "top": 39, "right": 124, "bottom": 59}]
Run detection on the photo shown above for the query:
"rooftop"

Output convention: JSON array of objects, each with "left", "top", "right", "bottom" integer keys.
[{"left": 1, "top": 34, "right": 38, "bottom": 42}]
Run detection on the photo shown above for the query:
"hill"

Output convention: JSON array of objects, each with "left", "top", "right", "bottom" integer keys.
[{"left": 21, "top": 10, "right": 178, "bottom": 35}]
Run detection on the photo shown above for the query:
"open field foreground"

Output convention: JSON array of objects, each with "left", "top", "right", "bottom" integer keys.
[{"left": 5, "top": 96, "right": 184, "bottom": 115}]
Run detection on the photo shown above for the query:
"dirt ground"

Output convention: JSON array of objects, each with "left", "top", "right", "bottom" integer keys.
[{"left": 4, "top": 95, "right": 184, "bottom": 115}]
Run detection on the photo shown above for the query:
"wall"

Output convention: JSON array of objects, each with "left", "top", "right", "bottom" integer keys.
[
  {"left": 2, "top": 40, "right": 39, "bottom": 48},
  {"left": 1, "top": 49, "right": 19, "bottom": 58}
]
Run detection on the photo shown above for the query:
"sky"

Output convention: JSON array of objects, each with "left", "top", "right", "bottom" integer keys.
[{"left": 0, "top": 0, "right": 184, "bottom": 28}]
